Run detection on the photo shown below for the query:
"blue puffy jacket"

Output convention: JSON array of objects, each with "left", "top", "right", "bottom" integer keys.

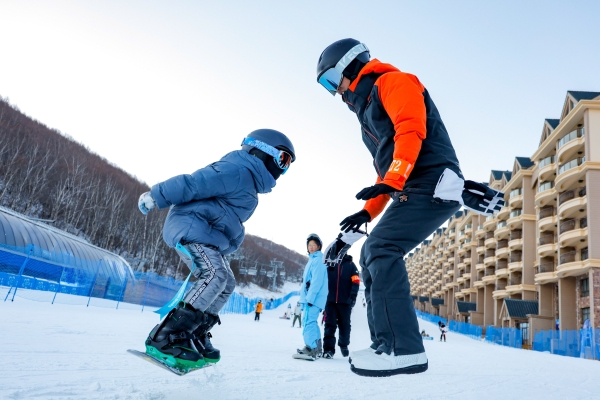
[
  {"left": 151, "top": 150, "right": 276, "bottom": 254},
  {"left": 299, "top": 251, "right": 328, "bottom": 310}
]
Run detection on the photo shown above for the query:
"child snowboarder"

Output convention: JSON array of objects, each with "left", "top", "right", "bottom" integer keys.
[
  {"left": 255, "top": 300, "right": 263, "bottom": 321},
  {"left": 295, "top": 234, "right": 328, "bottom": 360},
  {"left": 137, "top": 129, "right": 295, "bottom": 371},
  {"left": 440, "top": 324, "right": 448, "bottom": 342},
  {"left": 322, "top": 254, "right": 360, "bottom": 359}
]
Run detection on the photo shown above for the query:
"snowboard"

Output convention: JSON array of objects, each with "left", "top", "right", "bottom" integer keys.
[
  {"left": 422, "top": 337, "right": 434, "bottom": 340},
  {"left": 127, "top": 349, "right": 213, "bottom": 376},
  {"left": 292, "top": 353, "right": 316, "bottom": 361}
]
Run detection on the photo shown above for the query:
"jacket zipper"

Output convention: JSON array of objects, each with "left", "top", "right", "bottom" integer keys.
[{"left": 343, "top": 97, "right": 383, "bottom": 178}]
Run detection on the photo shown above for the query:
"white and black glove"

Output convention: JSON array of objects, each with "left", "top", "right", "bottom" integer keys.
[
  {"left": 323, "top": 230, "right": 367, "bottom": 268},
  {"left": 138, "top": 191, "right": 156, "bottom": 215},
  {"left": 461, "top": 181, "right": 505, "bottom": 216}
]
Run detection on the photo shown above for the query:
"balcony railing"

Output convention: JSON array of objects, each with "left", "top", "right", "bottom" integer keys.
[
  {"left": 539, "top": 155, "right": 555, "bottom": 168},
  {"left": 560, "top": 251, "right": 576, "bottom": 265},
  {"left": 495, "top": 282, "right": 507, "bottom": 291},
  {"left": 465, "top": 224, "right": 472, "bottom": 229},
  {"left": 580, "top": 217, "right": 587, "bottom": 229},
  {"left": 539, "top": 181, "right": 554, "bottom": 193},
  {"left": 581, "top": 247, "right": 589, "bottom": 261},
  {"left": 497, "top": 239, "right": 508, "bottom": 249},
  {"left": 539, "top": 206, "right": 555, "bottom": 219},
  {"left": 477, "top": 224, "right": 484, "bottom": 230},
  {"left": 509, "top": 209, "right": 522, "bottom": 219},
  {"left": 539, "top": 233, "right": 556, "bottom": 246},
  {"left": 560, "top": 219, "right": 576, "bottom": 234},
  {"left": 510, "top": 252, "right": 522, "bottom": 263},
  {"left": 496, "top": 260, "right": 508, "bottom": 270},
  {"left": 478, "top": 239, "right": 485, "bottom": 247},
  {"left": 478, "top": 257, "right": 484, "bottom": 264},
  {"left": 557, "top": 127, "right": 584, "bottom": 149},
  {"left": 498, "top": 221, "right": 507, "bottom": 229},
  {"left": 538, "top": 262, "right": 556, "bottom": 273},
  {"left": 510, "top": 230, "right": 522, "bottom": 240},
  {"left": 485, "top": 231, "right": 494, "bottom": 240},
  {"left": 486, "top": 215, "right": 495, "bottom": 222},
  {"left": 510, "top": 188, "right": 522, "bottom": 198},
  {"left": 579, "top": 186, "right": 587, "bottom": 197},
  {"left": 558, "top": 190, "right": 575, "bottom": 205},
  {"left": 558, "top": 157, "right": 585, "bottom": 175},
  {"left": 465, "top": 251, "right": 471, "bottom": 258},
  {"left": 485, "top": 268, "right": 496, "bottom": 277},
  {"left": 485, "top": 249, "right": 495, "bottom": 258},
  {"left": 510, "top": 277, "right": 522, "bottom": 286}
]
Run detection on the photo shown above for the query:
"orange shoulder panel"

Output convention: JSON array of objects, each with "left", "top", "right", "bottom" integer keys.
[
  {"left": 376, "top": 72, "right": 427, "bottom": 191},
  {"left": 351, "top": 275, "right": 360, "bottom": 284}
]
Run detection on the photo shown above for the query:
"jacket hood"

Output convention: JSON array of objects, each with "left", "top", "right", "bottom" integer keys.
[
  {"left": 348, "top": 59, "right": 400, "bottom": 92},
  {"left": 221, "top": 150, "right": 276, "bottom": 194}
]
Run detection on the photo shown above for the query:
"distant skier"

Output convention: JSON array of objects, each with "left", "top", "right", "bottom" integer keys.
[
  {"left": 292, "top": 302, "right": 302, "bottom": 328},
  {"left": 315, "top": 39, "right": 504, "bottom": 377},
  {"left": 440, "top": 324, "right": 447, "bottom": 342},
  {"left": 137, "top": 129, "right": 295, "bottom": 371},
  {"left": 295, "top": 234, "right": 328, "bottom": 360},
  {"left": 322, "top": 254, "right": 360, "bottom": 359},
  {"left": 255, "top": 300, "right": 263, "bottom": 321}
]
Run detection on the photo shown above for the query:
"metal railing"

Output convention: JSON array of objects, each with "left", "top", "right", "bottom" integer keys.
[
  {"left": 496, "top": 260, "right": 508, "bottom": 270},
  {"left": 558, "top": 190, "right": 575, "bottom": 205},
  {"left": 539, "top": 206, "right": 555, "bottom": 219},
  {"left": 496, "top": 240, "right": 508, "bottom": 250},
  {"left": 560, "top": 250, "right": 576, "bottom": 265},
  {"left": 510, "top": 230, "right": 522, "bottom": 240},
  {"left": 485, "top": 231, "right": 494, "bottom": 240},
  {"left": 582, "top": 247, "right": 589, "bottom": 261},
  {"left": 539, "top": 233, "right": 556, "bottom": 246},
  {"left": 510, "top": 252, "right": 522, "bottom": 263},
  {"left": 580, "top": 217, "right": 587, "bottom": 229},
  {"left": 538, "top": 262, "right": 556, "bottom": 273},
  {"left": 560, "top": 219, "right": 576, "bottom": 234},
  {"left": 485, "top": 249, "right": 495, "bottom": 258}
]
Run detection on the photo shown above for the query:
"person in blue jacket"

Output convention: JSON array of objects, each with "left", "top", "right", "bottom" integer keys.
[
  {"left": 296, "top": 233, "right": 328, "bottom": 359},
  {"left": 137, "top": 129, "right": 295, "bottom": 370}
]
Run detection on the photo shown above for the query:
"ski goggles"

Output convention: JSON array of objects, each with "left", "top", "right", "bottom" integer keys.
[
  {"left": 242, "top": 137, "right": 293, "bottom": 172},
  {"left": 317, "top": 43, "right": 369, "bottom": 96}
]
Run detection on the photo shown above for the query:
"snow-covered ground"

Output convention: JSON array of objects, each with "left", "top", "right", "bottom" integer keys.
[{"left": 2, "top": 292, "right": 600, "bottom": 400}]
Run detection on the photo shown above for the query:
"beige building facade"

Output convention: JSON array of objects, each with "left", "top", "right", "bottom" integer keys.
[{"left": 408, "top": 91, "right": 600, "bottom": 344}]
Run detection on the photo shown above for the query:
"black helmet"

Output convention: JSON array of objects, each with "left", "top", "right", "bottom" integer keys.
[
  {"left": 316, "top": 38, "right": 370, "bottom": 95},
  {"left": 306, "top": 233, "right": 322, "bottom": 249},
  {"left": 241, "top": 129, "right": 296, "bottom": 162}
]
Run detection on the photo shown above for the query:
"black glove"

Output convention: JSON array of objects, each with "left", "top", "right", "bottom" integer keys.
[
  {"left": 461, "top": 180, "right": 505, "bottom": 215},
  {"left": 340, "top": 210, "right": 371, "bottom": 233},
  {"left": 350, "top": 296, "right": 357, "bottom": 308},
  {"left": 355, "top": 183, "right": 396, "bottom": 200},
  {"left": 308, "top": 303, "right": 313, "bottom": 307}
]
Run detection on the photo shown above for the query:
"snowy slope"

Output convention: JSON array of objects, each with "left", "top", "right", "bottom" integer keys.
[
  {"left": 234, "top": 281, "right": 301, "bottom": 299},
  {"left": 2, "top": 293, "right": 600, "bottom": 400}
]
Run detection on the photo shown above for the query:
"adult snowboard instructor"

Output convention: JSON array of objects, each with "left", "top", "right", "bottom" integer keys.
[
  {"left": 316, "top": 39, "right": 504, "bottom": 377},
  {"left": 136, "top": 129, "right": 296, "bottom": 372}
]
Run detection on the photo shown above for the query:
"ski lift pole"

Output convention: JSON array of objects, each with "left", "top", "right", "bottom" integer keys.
[
  {"left": 10, "top": 244, "right": 34, "bottom": 302},
  {"left": 87, "top": 260, "right": 102, "bottom": 307}
]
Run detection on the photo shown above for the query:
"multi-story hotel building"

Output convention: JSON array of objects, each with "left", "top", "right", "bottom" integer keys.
[{"left": 407, "top": 91, "right": 600, "bottom": 344}]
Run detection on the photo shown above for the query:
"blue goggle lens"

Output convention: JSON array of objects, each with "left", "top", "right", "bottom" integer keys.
[{"left": 318, "top": 68, "right": 342, "bottom": 96}]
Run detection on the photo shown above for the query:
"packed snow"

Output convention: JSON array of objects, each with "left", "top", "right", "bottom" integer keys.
[
  {"left": 2, "top": 290, "right": 600, "bottom": 400},
  {"left": 234, "top": 281, "right": 301, "bottom": 299}
]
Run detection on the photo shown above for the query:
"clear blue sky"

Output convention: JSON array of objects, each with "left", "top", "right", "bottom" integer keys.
[{"left": 1, "top": 0, "right": 599, "bottom": 256}]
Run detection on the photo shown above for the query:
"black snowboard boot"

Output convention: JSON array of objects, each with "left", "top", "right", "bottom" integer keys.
[
  {"left": 340, "top": 346, "right": 349, "bottom": 357},
  {"left": 145, "top": 302, "right": 207, "bottom": 369},
  {"left": 192, "top": 313, "right": 221, "bottom": 363}
]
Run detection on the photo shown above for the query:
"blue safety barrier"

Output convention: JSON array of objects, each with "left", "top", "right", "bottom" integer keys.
[
  {"left": 532, "top": 328, "right": 599, "bottom": 360},
  {"left": 0, "top": 245, "right": 299, "bottom": 315},
  {"left": 484, "top": 325, "right": 522, "bottom": 349},
  {"left": 448, "top": 320, "right": 483, "bottom": 339},
  {"left": 415, "top": 309, "right": 446, "bottom": 326}
]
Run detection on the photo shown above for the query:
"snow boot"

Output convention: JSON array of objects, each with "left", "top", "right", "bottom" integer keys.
[
  {"left": 192, "top": 313, "right": 221, "bottom": 363},
  {"left": 323, "top": 350, "right": 334, "bottom": 359},
  {"left": 145, "top": 302, "right": 207, "bottom": 370},
  {"left": 350, "top": 351, "right": 428, "bottom": 377},
  {"left": 340, "top": 346, "right": 349, "bottom": 357}
]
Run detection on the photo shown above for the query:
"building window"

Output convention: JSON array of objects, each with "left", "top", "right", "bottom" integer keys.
[
  {"left": 581, "top": 278, "right": 589, "bottom": 297},
  {"left": 582, "top": 307, "right": 590, "bottom": 324}
]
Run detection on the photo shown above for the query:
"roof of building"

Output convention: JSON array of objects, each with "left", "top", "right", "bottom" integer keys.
[
  {"left": 411, "top": 295, "right": 418, "bottom": 300},
  {"left": 545, "top": 119, "right": 560, "bottom": 129},
  {"left": 491, "top": 170, "right": 507, "bottom": 180},
  {"left": 419, "top": 296, "right": 429, "bottom": 303},
  {"left": 568, "top": 91, "right": 600, "bottom": 101},
  {"left": 504, "top": 299, "right": 539, "bottom": 319},
  {"left": 515, "top": 157, "right": 534, "bottom": 169},
  {"left": 503, "top": 171, "right": 512, "bottom": 181},
  {"left": 431, "top": 298, "right": 444, "bottom": 306},
  {"left": 456, "top": 301, "right": 477, "bottom": 313}
]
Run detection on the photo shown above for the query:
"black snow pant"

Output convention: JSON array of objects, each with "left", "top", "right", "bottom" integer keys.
[
  {"left": 292, "top": 314, "right": 301, "bottom": 327},
  {"left": 360, "top": 187, "right": 460, "bottom": 356},
  {"left": 255, "top": 312, "right": 260, "bottom": 321},
  {"left": 323, "top": 302, "right": 352, "bottom": 354}
]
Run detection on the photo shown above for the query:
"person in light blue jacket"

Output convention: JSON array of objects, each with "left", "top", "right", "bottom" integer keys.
[
  {"left": 297, "top": 233, "right": 328, "bottom": 359},
  {"left": 137, "top": 129, "right": 296, "bottom": 371}
]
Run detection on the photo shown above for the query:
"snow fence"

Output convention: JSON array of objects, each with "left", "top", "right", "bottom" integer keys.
[{"left": 0, "top": 245, "right": 299, "bottom": 314}]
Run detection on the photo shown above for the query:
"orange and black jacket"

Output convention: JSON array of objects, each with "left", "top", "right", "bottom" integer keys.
[
  {"left": 342, "top": 59, "right": 463, "bottom": 220},
  {"left": 255, "top": 302, "right": 263, "bottom": 313},
  {"left": 326, "top": 255, "right": 360, "bottom": 305}
]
